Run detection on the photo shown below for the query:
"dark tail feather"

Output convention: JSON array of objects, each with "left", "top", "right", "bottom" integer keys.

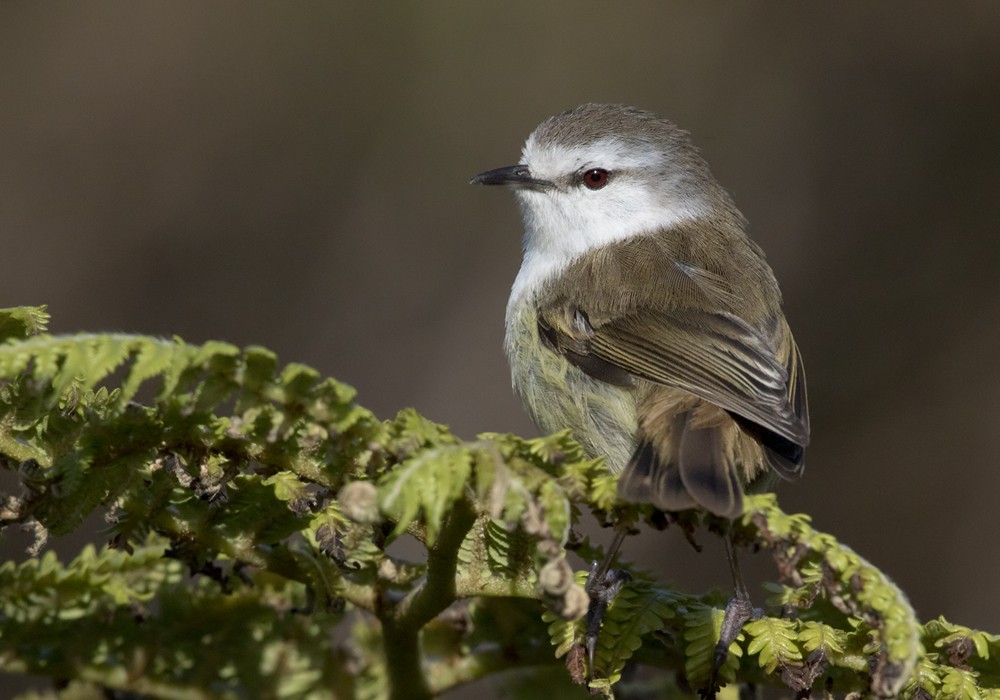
[
  {"left": 676, "top": 421, "right": 743, "bottom": 518},
  {"left": 618, "top": 440, "right": 695, "bottom": 511},
  {"left": 617, "top": 411, "right": 743, "bottom": 517}
]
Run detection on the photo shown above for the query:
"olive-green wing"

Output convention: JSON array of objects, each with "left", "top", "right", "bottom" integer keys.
[{"left": 538, "top": 306, "right": 810, "bottom": 448}]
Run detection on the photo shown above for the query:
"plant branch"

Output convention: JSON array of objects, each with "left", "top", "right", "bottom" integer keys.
[{"left": 380, "top": 496, "right": 478, "bottom": 700}]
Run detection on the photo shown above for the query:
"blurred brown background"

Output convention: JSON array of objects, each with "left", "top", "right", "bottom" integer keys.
[{"left": 2, "top": 2, "right": 1000, "bottom": 697}]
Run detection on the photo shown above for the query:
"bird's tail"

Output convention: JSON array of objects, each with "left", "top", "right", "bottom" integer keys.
[{"left": 617, "top": 410, "right": 744, "bottom": 518}]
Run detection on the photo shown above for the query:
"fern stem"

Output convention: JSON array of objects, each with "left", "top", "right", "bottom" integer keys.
[
  {"left": 380, "top": 497, "right": 477, "bottom": 699},
  {"left": 381, "top": 618, "right": 433, "bottom": 700},
  {"left": 396, "top": 497, "right": 477, "bottom": 627},
  {"left": 0, "top": 414, "right": 49, "bottom": 465}
]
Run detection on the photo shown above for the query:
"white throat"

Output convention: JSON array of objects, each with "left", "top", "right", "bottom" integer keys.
[
  {"left": 504, "top": 135, "right": 714, "bottom": 312},
  {"left": 507, "top": 188, "right": 706, "bottom": 312}
]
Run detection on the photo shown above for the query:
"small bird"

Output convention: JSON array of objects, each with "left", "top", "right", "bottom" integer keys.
[{"left": 471, "top": 104, "right": 810, "bottom": 679}]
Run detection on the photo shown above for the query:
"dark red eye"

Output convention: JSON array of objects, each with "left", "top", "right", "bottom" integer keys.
[{"left": 581, "top": 168, "right": 609, "bottom": 190}]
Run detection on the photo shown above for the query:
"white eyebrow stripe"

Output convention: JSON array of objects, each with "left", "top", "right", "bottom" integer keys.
[{"left": 522, "top": 137, "right": 667, "bottom": 179}]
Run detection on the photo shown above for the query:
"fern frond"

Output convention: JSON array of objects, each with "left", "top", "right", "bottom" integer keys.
[
  {"left": 684, "top": 604, "right": 742, "bottom": 689},
  {"left": 741, "top": 493, "right": 922, "bottom": 696},
  {"left": 0, "top": 309, "right": 998, "bottom": 699},
  {"left": 940, "top": 666, "right": 983, "bottom": 699},
  {"left": 378, "top": 444, "right": 472, "bottom": 545},
  {"left": 0, "top": 305, "right": 49, "bottom": 342},
  {"left": 744, "top": 616, "right": 803, "bottom": 674},
  {"left": 591, "top": 576, "right": 679, "bottom": 685}
]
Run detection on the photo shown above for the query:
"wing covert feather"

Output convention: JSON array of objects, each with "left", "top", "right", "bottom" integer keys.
[
  {"left": 535, "top": 226, "right": 810, "bottom": 450},
  {"left": 538, "top": 305, "right": 809, "bottom": 446}
]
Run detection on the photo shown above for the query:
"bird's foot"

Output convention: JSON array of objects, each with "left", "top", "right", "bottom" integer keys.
[
  {"left": 584, "top": 560, "right": 631, "bottom": 676},
  {"left": 707, "top": 591, "right": 762, "bottom": 693}
]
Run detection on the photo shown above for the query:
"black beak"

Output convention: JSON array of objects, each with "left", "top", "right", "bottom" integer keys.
[{"left": 469, "top": 164, "right": 554, "bottom": 190}]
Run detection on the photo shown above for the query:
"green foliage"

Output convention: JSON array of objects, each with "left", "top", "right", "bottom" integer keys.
[
  {"left": 683, "top": 605, "right": 742, "bottom": 689},
  {"left": 0, "top": 305, "right": 50, "bottom": 342},
  {"left": 904, "top": 618, "right": 1000, "bottom": 698},
  {"left": 0, "top": 306, "right": 998, "bottom": 699},
  {"left": 744, "top": 617, "right": 801, "bottom": 674}
]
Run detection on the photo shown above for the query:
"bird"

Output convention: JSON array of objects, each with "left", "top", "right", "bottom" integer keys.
[{"left": 471, "top": 103, "right": 809, "bottom": 684}]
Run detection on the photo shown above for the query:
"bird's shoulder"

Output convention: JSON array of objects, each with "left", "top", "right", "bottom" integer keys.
[{"left": 536, "top": 218, "right": 782, "bottom": 327}]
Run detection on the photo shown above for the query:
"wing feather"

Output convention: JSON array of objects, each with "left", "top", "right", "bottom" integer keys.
[
  {"left": 535, "top": 230, "right": 810, "bottom": 454},
  {"left": 539, "top": 306, "right": 809, "bottom": 447}
]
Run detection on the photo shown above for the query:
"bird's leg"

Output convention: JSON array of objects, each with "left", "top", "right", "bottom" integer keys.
[
  {"left": 584, "top": 527, "right": 631, "bottom": 675},
  {"left": 712, "top": 528, "right": 762, "bottom": 680}
]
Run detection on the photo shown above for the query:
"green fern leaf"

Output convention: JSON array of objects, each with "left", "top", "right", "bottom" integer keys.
[
  {"left": 526, "top": 430, "right": 583, "bottom": 469},
  {"left": 594, "top": 579, "right": 677, "bottom": 684},
  {"left": 940, "top": 666, "right": 982, "bottom": 700},
  {"left": 684, "top": 605, "right": 742, "bottom": 689},
  {"left": 120, "top": 337, "right": 181, "bottom": 403},
  {"left": 745, "top": 615, "right": 803, "bottom": 674},
  {"left": 536, "top": 478, "right": 571, "bottom": 545},
  {"left": 544, "top": 602, "right": 585, "bottom": 659},
  {"left": 390, "top": 408, "right": 459, "bottom": 455},
  {"left": 0, "top": 305, "right": 50, "bottom": 341},
  {"left": 902, "top": 655, "right": 944, "bottom": 698},
  {"left": 378, "top": 444, "right": 472, "bottom": 545},
  {"left": 481, "top": 517, "right": 535, "bottom": 579},
  {"left": 263, "top": 470, "right": 313, "bottom": 512},
  {"left": 587, "top": 472, "right": 620, "bottom": 513},
  {"left": 926, "top": 617, "right": 1000, "bottom": 663},
  {"left": 798, "top": 620, "right": 847, "bottom": 656}
]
